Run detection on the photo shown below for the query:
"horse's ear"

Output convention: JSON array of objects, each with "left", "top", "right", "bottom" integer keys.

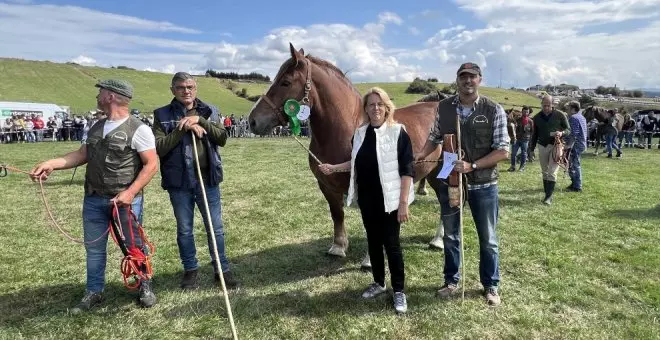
[
  {"left": 289, "top": 43, "right": 303, "bottom": 63},
  {"left": 298, "top": 48, "right": 305, "bottom": 56}
]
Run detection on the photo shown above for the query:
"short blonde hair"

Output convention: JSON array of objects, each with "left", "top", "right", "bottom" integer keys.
[{"left": 361, "top": 87, "right": 396, "bottom": 126}]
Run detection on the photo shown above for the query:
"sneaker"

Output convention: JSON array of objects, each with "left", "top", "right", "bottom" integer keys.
[
  {"left": 71, "top": 291, "right": 103, "bottom": 314},
  {"left": 436, "top": 283, "right": 459, "bottom": 299},
  {"left": 616, "top": 152, "right": 622, "bottom": 158},
  {"left": 518, "top": 165, "right": 525, "bottom": 172},
  {"left": 607, "top": 154, "right": 613, "bottom": 158},
  {"left": 180, "top": 269, "right": 199, "bottom": 290},
  {"left": 393, "top": 292, "right": 407, "bottom": 314},
  {"left": 138, "top": 280, "right": 157, "bottom": 308},
  {"left": 484, "top": 287, "right": 501, "bottom": 306},
  {"left": 361, "top": 282, "right": 387, "bottom": 299},
  {"left": 215, "top": 271, "right": 240, "bottom": 289},
  {"left": 507, "top": 166, "right": 515, "bottom": 172}
]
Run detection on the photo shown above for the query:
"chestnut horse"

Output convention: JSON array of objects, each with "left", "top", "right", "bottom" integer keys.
[{"left": 248, "top": 44, "right": 445, "bottom": 258}]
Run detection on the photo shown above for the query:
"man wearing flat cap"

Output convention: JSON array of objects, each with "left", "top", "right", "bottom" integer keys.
[
  {"left": 415, "top": 62, "right": 509, "bottom": 306},
  {"left": 30, "top": 79, "right": 159, "bottom": 313}
]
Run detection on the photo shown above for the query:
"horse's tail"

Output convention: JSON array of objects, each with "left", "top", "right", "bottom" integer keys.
[{"left": 417, "top": 91, "right": 450, "bottom": 102}]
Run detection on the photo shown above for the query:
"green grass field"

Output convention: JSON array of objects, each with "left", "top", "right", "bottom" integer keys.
[{"left": 1, "top": 140, "right": 658, "bottom": 339}]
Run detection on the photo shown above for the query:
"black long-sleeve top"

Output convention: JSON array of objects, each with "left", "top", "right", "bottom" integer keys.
[{"left": 354, "top": 125, "right": 414, "bottom": 209}]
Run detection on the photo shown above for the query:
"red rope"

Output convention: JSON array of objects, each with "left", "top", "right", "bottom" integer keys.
[
  {"left": 2, "top": 164, "right": 155, "bottom": 290},
  {"left": 110, "top": 201, "right": 155, "bottom": 290}
]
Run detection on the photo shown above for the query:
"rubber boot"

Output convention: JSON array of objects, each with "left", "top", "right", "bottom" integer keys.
[{"left": 543, "top": 181, "right": 555, "bottom": 205}]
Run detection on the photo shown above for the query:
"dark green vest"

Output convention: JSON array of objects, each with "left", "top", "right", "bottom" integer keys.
[
  {"left": 84, "top": 116, "right": 144, "bottom": 197},
  {"left": 437, "top": 95, "right": 498, "bottom": 184}
]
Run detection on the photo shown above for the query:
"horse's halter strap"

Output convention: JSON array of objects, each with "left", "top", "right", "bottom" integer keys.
[{"left": 261, "top": 58, "right": 313, "bottom": 124}]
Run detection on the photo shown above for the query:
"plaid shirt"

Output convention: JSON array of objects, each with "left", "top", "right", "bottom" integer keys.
[{"left": 429, "top": 95, "right": 510, "bottom": 190}]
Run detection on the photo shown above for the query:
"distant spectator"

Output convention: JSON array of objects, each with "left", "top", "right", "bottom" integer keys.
[
  {"left": 641, "top": 111, "right": 658, "bottom": 149},
  {"left": 33, "top": 114, "right": 45, "bottom": 142},
  {"left": 619, "top": 113, "right": 635, "bottom": 148},
  {"left": 603, "top": 109, "right": 622, "bottom": 158}
]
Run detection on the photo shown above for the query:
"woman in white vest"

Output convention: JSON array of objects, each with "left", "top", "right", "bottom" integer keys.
[{"left": 319, "top": 87, "right": 414, "bottom": 314}]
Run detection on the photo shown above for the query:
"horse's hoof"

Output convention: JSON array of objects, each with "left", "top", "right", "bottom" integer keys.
[
  {"left": 428, "top": 237, "right": 444, "bottom": 250},
  {"left": 360, "top": 254, "right": 372, "bottom": 270},
  {"left": 327, "top": 244, "right": 346, "bottom": 258},
  {"left": 417, "top": 188, "right": 428, "bottom": 196}
]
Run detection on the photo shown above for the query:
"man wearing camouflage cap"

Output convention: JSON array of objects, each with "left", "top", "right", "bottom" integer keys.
[{"left": 30, "top": 79, "right": 159, "bottom": 313}]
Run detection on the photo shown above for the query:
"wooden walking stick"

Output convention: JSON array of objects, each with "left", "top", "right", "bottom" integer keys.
[
  {"left": 191, "top": 131, "right": 239, "bottom": 340},
  {"left": 456, "top": 112, "right": 466, "bottom": 303}
]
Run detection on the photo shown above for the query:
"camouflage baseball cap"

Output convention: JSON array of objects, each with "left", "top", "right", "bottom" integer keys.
[{"left": 95, "top": 79, "right": 133, "bottom": 99}]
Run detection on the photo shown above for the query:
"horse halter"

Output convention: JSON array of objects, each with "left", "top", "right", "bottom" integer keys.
[{"left": 260, "top": 58, "right": 313, "bottom": 125}]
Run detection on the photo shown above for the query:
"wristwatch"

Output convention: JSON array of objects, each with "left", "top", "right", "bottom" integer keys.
[{"left": 471, "top": 163, "right": 478, "bottom": 170}]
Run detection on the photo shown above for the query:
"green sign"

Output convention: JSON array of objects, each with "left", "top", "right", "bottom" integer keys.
[{"left": 1, "top": 110, "right": 11, "bottom": 117}]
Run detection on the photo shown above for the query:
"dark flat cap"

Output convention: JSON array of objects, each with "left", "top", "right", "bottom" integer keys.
[
  {"left": 457, "top": 62, "right": 481, "bottom": 76},
  {"left": 95, "top": 79, "right": 133, "bottom": 99}
]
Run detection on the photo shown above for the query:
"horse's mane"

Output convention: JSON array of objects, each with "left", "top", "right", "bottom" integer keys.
[{"left": 417, "top": 92, "right": 450, "bottom": 102}]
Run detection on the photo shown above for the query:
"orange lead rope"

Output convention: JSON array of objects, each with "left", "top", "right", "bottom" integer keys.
[{"left": 109, "top": 201, "right": 155, "bottom": 290}]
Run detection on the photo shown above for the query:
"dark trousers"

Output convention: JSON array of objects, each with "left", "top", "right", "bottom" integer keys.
[{"left": 359, "top": 200, "right": 405, "bottom": 292}]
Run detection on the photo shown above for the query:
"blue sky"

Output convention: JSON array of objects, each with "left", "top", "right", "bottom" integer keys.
[{"left": 1, "top": 0, "right": 660, "bottom": 89}]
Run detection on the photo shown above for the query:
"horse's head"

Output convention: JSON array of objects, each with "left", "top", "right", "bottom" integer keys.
[{"left": 248, "top": 43, "right": 313, "bottom": 135}]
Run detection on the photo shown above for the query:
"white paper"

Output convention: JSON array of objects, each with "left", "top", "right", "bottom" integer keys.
[
  {"left": 297, "top": 105, "right": 311, "bottom": 120},
  {"left": 437, "top": 151, "right": 458, "bottom": 179}
]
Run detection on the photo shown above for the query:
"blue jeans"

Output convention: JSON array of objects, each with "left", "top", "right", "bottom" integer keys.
[
  {"left": 568, "top": 148, "right": 583, "bottom": 189},
  {"left": 511, "top": 140, "right": 529, "bottom": 168},
  {"left": 168, "top": 185, "right": 230, "bottom": 273},
  {"left": 439, "top": 183, "right": 500, "bottom": 288},
  {"left": 605, "top": 134, "right": 621, "bottom": 155},
  {"left": 82, "top": 194, "right": 145, "bottom": 293}
]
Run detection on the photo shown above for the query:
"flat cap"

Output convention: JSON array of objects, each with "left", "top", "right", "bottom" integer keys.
[{"left": 95, "top": 79, "right": 133, "bottom": 99}]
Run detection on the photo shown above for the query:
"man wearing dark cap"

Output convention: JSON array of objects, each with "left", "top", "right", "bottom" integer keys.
[
  {"left": 415, "top": 62, "right": 509, "bottom": 306},
  {"left": 30, "top": 79, "right": 159, "bottom": 313},
  {"left": 152, "top": 72, "right": 238, "bottom": 290}
]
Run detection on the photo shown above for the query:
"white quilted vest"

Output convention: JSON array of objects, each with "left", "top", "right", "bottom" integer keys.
[{"left": 346, "top": 123, "right": 415, "bottom": 213}]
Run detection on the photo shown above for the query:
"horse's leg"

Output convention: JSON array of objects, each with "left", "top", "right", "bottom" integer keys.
[
  {"left": 426, "top": 174, "right": 445, "bottom": 250},
  {"left": 416, "top": 177, "right": 428, "bottom": 195},
  {"left": 318, "top": 183, "right": 349, "bottom": 257}
]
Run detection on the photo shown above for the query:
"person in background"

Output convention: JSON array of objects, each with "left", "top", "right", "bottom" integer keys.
[
  {"left": 619, "top": 113, "right": 635, "bottom": 148},
  {"left": 508, "top": 106, "right": 534, "bottom": 172},
  {"left": 529, "top": 95, "right": 570, "bottom": 205},
  {"left": 33, "top": 114, "right": 45, "bottom": 142},
  {"left": 640, "top": 111, "right": 658, "bottom": 149},
  {"left": 563, "top": 101, "right": 587, "bottom": 192},
  {"left": 603, "top": 109, "right": 622, "bottom": 158}
]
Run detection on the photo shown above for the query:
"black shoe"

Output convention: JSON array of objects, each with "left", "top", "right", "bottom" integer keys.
[
  {"left": 565, "top": 186, "right": 582, "bottom": 192},
  {"left": 616, "top": 152, "right": 622, "bottom": 158},
  {"left": 71, "top": 291, "right": 103, "bottom": 314},
  {"left": 507, "top": 166, "right": 515, "bottom": 172},
  {"left": 215, "top": 271, "right": 240, "bottom": 289},
  {"left": 138, "top": 280, "right": 157, "bottom": 308},
  {"left": 607, "top": 154, "right": 613, "bottom": 158},
  {"left": 180, "top": 269, "right": 199, "bottom": 290}
]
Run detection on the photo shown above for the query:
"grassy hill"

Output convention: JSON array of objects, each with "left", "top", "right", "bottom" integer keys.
[
  {"left": 0, "top": 58, "right": 256, "bottom": 115},
  {"left": 0, "top": 58, "right": 541, "bottom": 116}
]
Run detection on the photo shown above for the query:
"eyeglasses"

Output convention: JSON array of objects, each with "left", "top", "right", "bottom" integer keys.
[
  {"left": 174, "top": 85, "right": 196, "bottom": 92},
  {"left": 368, "top": 103, "right": 386, "bottom": 109}
]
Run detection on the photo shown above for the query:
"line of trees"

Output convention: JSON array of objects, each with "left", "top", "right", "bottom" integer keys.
[
  {"left": 205, "top": 70, "right": 270, "bottom": 82},
  {"left": 595, "top": 86, "right": 643, "bottom": 98}
]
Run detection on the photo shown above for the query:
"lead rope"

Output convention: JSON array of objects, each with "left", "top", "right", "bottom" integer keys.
[
  {"left": 0, "top": 164, "right": 110, "bottom": 244},
  {"left": 190, "top": 133, "right": 239, "bottom": 340}
]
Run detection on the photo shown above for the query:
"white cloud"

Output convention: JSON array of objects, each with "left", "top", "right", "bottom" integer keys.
[
  {"left": 378, "top": 12, "right": 403, "bottom": 25},
  {"left": 417, "top": 0, "right": 660, "bottom": 88},
  {"left": 70, "top": 55, "right": 96, "bottom": 66},
  {"left": 409, "top": 27, "right": 421, "bottom": 35}
]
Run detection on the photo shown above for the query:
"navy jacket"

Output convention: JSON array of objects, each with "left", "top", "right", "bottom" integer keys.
[{"left": 154, "top": 98, "right": 223, "bottom": 190}]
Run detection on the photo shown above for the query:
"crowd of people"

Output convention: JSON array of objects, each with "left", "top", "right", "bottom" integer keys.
[{"left": 1, "top": 111, "right": 310, "bottom": 144}]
